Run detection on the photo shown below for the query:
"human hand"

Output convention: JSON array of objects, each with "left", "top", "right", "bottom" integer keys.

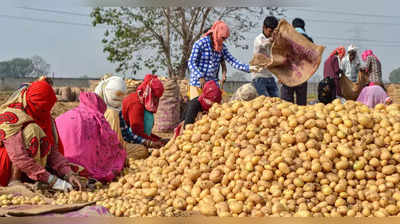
[
  {"left": 250, "top": 65, "right": 261, "bottom": 73},
  {"left": 68, "top": 174, "right": 83, "bottom": 191},
  {"left": 49, "top": 175, "right": 73, "bottom": 192}
]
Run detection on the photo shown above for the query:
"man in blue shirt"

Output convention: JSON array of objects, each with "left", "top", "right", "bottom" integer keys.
[{"left": 187, "top": 20, "right": 252, "bottom": 100}]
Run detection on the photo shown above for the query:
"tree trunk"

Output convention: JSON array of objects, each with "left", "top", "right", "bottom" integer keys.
[{"left": 176, "top": 66, "right": 187, "bottom": 80}]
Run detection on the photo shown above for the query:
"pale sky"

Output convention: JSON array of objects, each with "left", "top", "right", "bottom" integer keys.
[{"left": 0, "top": 0, "right": 399, "bottom": 81}]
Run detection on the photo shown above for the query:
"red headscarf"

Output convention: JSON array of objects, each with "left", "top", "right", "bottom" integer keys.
[
  {"left": 25, "top": 80, "right": 57, "bottom": 146},
  {"left": 362, "top": 49, "right": 379, "bottom": 62},
  {"left": 203, "top": 21, "right": 230, "bottom": 53},
  {"left": 136, "top": 74, "right": 164, "bottom": 113},
  {"left": 198, "top": 81, "right": 222, "bottom": 111},
  {"left": 330, "top": 46, "right": 346, "bottom": 59}
]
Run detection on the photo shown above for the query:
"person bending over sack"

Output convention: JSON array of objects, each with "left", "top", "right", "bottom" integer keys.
[
  {"left": 0, "top": 80, "right": 84, "bottom": 191},
  {"left": 120, "top": 74, "right": 168, "bottom": 149},
  {"left": 56, "top": 92, "right": 127, "bottom": 183},
  {"left": 357, "top": 82, "right": 392, "bottom": 108}
]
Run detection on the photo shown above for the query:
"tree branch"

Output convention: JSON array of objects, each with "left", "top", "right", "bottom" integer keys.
[{"left": 162, "top": 8, "right": 183, "bottom": 37}]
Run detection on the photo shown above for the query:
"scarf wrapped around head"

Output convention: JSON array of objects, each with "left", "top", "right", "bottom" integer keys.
[
  {"left": 330, "top": 46, "right": 346, "bottom": 59},
  {"left": 203, "top": 21, "right": 230, "bottom": 53},
  {"left": 0, "top": 81, "right": 57, "bottom": 165},
  {"left": 24, "top": 81, "right": 57, "bottom": 146},
  {"left": 362, "top": 49, "right": 379, "bottom": 62},
  {"left": 95, "top": 76, "right": 126, "bottom": 111},
  {"left": 198, "top": 80, "right": 222, "bottom": 111},
  {"left": 136, "top": 74, "right": 164, "bottom": 113}
]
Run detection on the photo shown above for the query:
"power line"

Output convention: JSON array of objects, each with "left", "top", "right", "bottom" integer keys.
[
  {"left": 17, "top": 6, "right": 89, "bottom": 17},
  {"left": 320, "top": 42, "right": 400, "bottom": 48},
  {"left": 315, "top": 36, "right": 400, "bottom": 44},
  {"left": 0, "top": 14, "right": 92, "bottom": 27},
  {"left": 289, "top": 8, "right": 400, "bottom": 19},
  {"left": 249, "top": 31, "right": 400, "bottom": 44},
  {"left": 286, "top": 17, "right": 400, "bottom": 27}
]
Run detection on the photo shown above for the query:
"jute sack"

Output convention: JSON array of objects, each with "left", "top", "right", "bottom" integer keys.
[
  {"left": 386, "top": 83, "right": 400, "bottom": 104},
  {"left": 59, "top": 87, "right": 73, "bottom": 102},
  {"left": 125, "top": 143, "right": 149, "bottom": 160},
  {"left": 339, "top": 70, "right": 369, "bottom": 101},
  {"left": 153, "top": 79, "right": 181, "bottom": 132},
  {"left": 250, "top": 19, "right": 325, "bottom": 87},
  {"left": 53, "top": 87, "right": 60, "bottom": 95},
  {"left": 71, "top": 87, "right": 84, "bottom": 102}
]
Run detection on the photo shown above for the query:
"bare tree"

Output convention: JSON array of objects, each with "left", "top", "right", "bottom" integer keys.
[{"left": 91, "top": 7, "right": 285, "bottom": 79}]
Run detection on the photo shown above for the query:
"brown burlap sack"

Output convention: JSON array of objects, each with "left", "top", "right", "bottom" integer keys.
[
  {"left": 154, "top": 79, "right": 181, "bottom": 132},
  {"left": 71, "top": 87, "right": 84, "bottom": 102},
  {"left": 89, "top": 80, "right": 100, "bottom": 92},
  {"left": 386, "top": 83, "right": 400, "bottom": 104},
  {"left": 53, "top": 87, "right": 60, "bottom": 95},
  {"left": 339, "top": 70, "right": 369, "bottom": 101},
  {"left": 250, "top": 19, "right": 325, "bottom": 87},
  {"left": 59, "top": 87, "right": 73, "bottom": 102},
  {"left": 125, "top": 143, "right": 149, "bottom": 160}
]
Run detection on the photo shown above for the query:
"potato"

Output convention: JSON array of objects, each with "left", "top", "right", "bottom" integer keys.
[
  {"left": 47, "top": 96, "right": 400, "bottom": 217},
  {"left": 210, "top": 169, "right": 224, "bottom": 183},
  {"left": 199, "top": 201, "right": 217, "bottom": 216}
]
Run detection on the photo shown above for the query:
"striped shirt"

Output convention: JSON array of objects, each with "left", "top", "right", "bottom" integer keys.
[{"left": 188, "top": 36, "right": 250, "bottom": 87}]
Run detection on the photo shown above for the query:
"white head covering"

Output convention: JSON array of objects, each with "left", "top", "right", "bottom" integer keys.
[
  {"left": 347, "top": 45, "right": 358, "bottom": 53},
  {"left": 95, "top": 76, "right": 126, "bottom": 111}
]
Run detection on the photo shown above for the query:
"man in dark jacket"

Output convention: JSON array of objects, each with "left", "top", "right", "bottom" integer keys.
[{"left": 280, "top": 18, "right": 313, "bottom": 105}]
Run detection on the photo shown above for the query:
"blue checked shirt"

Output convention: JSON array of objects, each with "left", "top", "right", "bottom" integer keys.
[
  {"left": 188, "top": 36, "right": 250, "bottom": 87},
  {"left": 119, "top": 111, "right": 145, "bottom": 144}
]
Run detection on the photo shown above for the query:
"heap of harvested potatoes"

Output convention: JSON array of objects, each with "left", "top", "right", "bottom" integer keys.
[{"left": 19, "top": 97, "right": 400, "bottom": 217}]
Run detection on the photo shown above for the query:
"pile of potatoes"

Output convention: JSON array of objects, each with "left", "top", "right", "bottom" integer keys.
[
  {"left": 52, "top": 97, "right": 400, "bottom": 216},
  {"left": 0, "top": 194, "right": 47, "bottom": 207},
  {"left": 125, "top": 79, "right": 142, "bottom": 88}
]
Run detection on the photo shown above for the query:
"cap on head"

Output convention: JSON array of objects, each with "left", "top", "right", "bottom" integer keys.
[{"left": 347, "top": 44, "right": 358, "bottom": 53}]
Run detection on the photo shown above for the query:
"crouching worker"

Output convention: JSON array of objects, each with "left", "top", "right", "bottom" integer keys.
[
  {"left": 56, "top": 92, "right": 127, "bottom": 183},
  {"left": 357, "top": 82, "right": 392, "bottom": 108},
  {"left": 121, "top": 74, "right": 168, "bottom": 149},
  {"left": 318, "top": 77, "right": 337, "bottom": 105},
  {"left": 0, "top": 80, "right": 83, "bottom": 191},
  {"left": 95, "top": 76, "right": 128, "bottom": 149},
  {"left": 174, "top": 80, "right": 222, "bottom": 137}
]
